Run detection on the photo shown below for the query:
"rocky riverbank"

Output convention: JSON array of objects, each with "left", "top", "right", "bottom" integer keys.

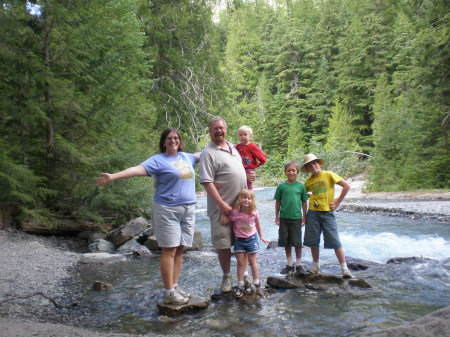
[
  {"left": 338, "top": 175, "right": 450, "bottom": 222},
  {"left": 1, "top": 178, "right": 449, "bottom": 337}
]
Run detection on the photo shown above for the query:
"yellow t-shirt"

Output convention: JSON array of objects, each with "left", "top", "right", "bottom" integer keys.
[{"left": 305, "top": 170, "right": 342, "bottom": 211}]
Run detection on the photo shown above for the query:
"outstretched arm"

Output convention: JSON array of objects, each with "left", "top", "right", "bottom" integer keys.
[{"left": 96, "top": 165, "right": 148, "bottom": 186}]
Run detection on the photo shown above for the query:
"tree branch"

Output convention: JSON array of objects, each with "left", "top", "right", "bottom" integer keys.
[{"left": 0, "top": 292, "right": 61, "bottom": 308}]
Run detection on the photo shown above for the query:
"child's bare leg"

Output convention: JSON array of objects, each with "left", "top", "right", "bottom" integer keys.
[
  {"left": 307, "top": 247, "right": 321, "bottom": 274},
  {"left": 335, "top": 247, "right": 352, "bottom": 277},
  {"left": 334, "top": 248, "right": 346, "bottom": 264},
  {"left": 247, "top": 252, "right": 259, "bottom": 281},
  {"left": 294, "top": 246, "right": 302, "bottom": 261},
  {"left": 236, "top": 252, "right": 247, "bottom": 282},
  {"left": 285, "top": 246, "right": 293, "bottom": 265},
  {"left": 311, "top": 247, "right": 320, "bottom": 263}
]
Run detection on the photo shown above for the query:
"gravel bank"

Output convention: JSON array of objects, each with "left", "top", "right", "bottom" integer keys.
[
  {"left": 0, "top": 230, "right": 85, "bottom": 323},
  {"left": 337, "top": 176, "right": 450, "bottom": 222},
  {"left": 0, "top": 229, "right": 159, "bottom": 337}
]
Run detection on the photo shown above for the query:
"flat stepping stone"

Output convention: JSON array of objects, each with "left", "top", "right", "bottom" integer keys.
[
  {"left": 267, "top": 272, "right": 371, "bottom": 290},
  {"left": 157, "top": 295, "right": 209, "bottom": 316}
]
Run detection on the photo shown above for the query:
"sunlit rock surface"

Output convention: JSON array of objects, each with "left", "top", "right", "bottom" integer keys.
[{"left": 157, "top": 295, "right": 209, "bottom": 316}]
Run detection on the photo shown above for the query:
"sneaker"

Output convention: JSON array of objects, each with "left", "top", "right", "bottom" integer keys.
[
  {"left": 220, "top": 274, "right": 232, "bottom": 293},
  {"left": 296, "top": 265, "right": 306, "bottom": 274},
  {"left": 342, "top": 269, "right": 353, "bottom": 279},
  {"left": 306, "top": 264, "right": 321, "bottom": 274},
  {"left": 254, "top": 283, "right": 261, "bottom": 289},
  {"left": 234, "top": 286, "right": 244, "bottom": 298},
  {"left": 245, "top": 283, "right": 256, "bottom": 293},
  {"left": 243, "top": 274, "right": 252, "bottom": 289},
  {"left": 280, "top": 265, "right": 295, "bottom": 274},
  {"left": 174, "top": 285, "right": 191, "bottom": 298},
  {"left": 164, "top": 290, "right": 188, "bottom": 305}
]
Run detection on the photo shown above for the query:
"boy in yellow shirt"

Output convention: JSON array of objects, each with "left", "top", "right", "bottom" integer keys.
[{"left": 301, "top": 154, "right": 353, "bottom": 278}]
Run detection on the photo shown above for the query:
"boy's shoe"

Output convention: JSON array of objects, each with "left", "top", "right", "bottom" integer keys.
[
  {"left": 280, "top": 265, "right": 295, "bottom": 274},
  {"left": 174, "top": 285, "right": 191, "bottom": 298},
  {"left": 234, "top": 286, "right": 245, "bottom": 298},
  {"left": 306, "top": 264, "right": 321, "bottom": 274},
  {"left": 295, "top": 265, "right": 306, "bottom": 274},
  {"left": 342, "top": 269, "right": 353, "bottom": 279},
  {"left": 243, "top": 274, "right": 252, "bottom": 289},
  {"left": 220, "top": 274, "right": 232, "bottom": 293},
  {"left": 164, "top": 290, "right": 189, "bottom": 305}
]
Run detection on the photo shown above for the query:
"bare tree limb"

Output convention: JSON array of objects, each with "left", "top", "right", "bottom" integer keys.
[
  {"left": 0, "top": 292, "right": 61, "bottom": 308},
  {"left": 341, "top": 151, "right": 372, "bottom": 158}
]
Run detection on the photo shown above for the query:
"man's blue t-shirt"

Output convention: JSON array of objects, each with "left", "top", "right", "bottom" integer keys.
[{"left": 141, "top": 152, "right": 197, "bottom": 206}]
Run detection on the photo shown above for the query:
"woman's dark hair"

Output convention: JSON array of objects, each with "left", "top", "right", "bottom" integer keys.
[{"left": 159, "top": 128, "right": 184, "bottom": 153}]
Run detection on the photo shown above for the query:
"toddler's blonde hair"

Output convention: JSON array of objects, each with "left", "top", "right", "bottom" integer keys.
[
  {"left": 238, "top": 125, "right": 253, "bottom": 137},
  {"left": 234, "top": 189, "right": 257, "bottom": 213}
]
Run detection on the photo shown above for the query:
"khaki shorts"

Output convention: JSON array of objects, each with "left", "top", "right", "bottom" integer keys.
[
  {"left": 209, "top": 209, "right": 233, "bottom": 249},
  {"left": 152, "top": 202, "right": 195, "bottom": 248}
]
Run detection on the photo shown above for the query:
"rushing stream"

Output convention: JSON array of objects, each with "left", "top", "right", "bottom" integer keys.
[{"left": 76, "top": 188, "right": 450, "bottom": 336}]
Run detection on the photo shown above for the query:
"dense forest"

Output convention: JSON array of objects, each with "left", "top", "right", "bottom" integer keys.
[{"left": 1, "top": 0, "right": 448, "bottom": 228}]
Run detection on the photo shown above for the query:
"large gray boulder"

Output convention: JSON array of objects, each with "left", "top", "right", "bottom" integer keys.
[
  {"left": 105, "top": 217, "right": 149, "bottom": 247},
  {"left": 116, "top": 239, "right": 152, "bottom": 256},
  {"left": 88, "top": 239, "right": 115, "bottom": 253}
]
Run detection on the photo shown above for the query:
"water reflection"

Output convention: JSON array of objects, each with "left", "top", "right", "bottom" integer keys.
[{"left": 75, "top": 188, "right": 450, "bottom": 336}]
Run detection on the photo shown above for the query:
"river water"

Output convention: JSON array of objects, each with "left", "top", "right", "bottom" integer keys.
[{"left": 76, "top": 188, "right": 450, "bottom": 336}]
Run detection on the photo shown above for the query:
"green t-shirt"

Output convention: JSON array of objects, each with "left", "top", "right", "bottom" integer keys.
[{"left": 274, "top": 181, "right": 308, "bottom": 219}]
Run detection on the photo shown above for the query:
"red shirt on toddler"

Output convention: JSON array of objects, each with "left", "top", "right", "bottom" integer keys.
[{"left": 236, "top": 143, "right": 267, "bottom": 170}]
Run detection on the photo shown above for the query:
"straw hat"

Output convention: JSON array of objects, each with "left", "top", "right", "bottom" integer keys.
[{"left": 301, "top": 153, "right": 325, "bottom": 173}]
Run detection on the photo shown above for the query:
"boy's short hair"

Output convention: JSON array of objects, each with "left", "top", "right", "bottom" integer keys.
[
  {"left": 284, "top": 160, "right": 300, "bottom": 173},
  {"left": 238, "top": 125, "right": 253, "bottom": 137}
]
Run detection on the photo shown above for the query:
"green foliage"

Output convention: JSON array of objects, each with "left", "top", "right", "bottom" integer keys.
[
  {"left": 325, "top": 101, "right": 361, "bottom": 152},
  {"left": 1, "top": 0, "right": 448, "bottom": 229}
]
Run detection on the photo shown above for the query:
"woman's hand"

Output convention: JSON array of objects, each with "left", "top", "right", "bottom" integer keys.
[{"left": 96, "top": 173, "right": 113, "bottom": 186}]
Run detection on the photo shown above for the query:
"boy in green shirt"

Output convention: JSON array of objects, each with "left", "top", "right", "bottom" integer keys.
[{"left": 274, "top": 161, "right": 308, "bottom": 274}]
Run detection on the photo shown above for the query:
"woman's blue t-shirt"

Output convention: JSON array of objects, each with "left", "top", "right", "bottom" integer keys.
[{"left": 140, "top": 152, "right": 197, "bottom": 206}]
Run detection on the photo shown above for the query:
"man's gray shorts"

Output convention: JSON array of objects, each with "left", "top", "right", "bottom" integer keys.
[{"left": 152, "top": 202, "right": 195, "bottom": 248}]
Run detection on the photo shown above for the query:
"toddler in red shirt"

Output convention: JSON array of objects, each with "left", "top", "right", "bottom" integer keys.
[{"left": 236, "top": 125, "right": 267, "bottom": 190}]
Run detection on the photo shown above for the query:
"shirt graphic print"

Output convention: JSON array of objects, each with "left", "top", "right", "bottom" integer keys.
[{"left": 172, "top": 159, "right": 194, "bottom": 180}]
